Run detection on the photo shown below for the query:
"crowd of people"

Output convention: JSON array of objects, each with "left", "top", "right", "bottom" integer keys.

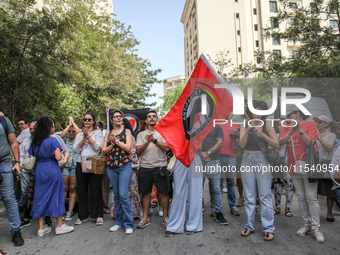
[{"left": 1, "top": 102, "right": 340, "bottom": 253}]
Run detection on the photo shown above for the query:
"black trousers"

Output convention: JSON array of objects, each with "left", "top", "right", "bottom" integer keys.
[{"left": 76, "top": 162, "right": 103, "bottom": 220}]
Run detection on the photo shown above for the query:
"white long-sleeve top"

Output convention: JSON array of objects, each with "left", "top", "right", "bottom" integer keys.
[{"left": 73, "top": 130, "right": 103, "bottom": 162}]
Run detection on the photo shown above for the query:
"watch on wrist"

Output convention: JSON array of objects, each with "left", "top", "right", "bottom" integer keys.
[
  {"left": 15, "top": 161, "right": 20, "bottom": 164},
  {"left": 153, "top": 139, "right": 158, "bottom": 144},
  {"left": 207, "top": 150, "right": 211, "bottom": 155},
  {"left": 115, "top": 140, "right": 119, "bottom": 145},
  {"left": 299, "top": 131, "right": 304, "bottom": 136}
]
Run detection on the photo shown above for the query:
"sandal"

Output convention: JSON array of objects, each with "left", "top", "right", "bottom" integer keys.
[
  {"left": 96, "top": 217, "right": 104, "bottom": 226},
  {"left": 74, "top": 218, "right": 89, "bottom": 225},
  {"left": 241, "top": 228, "right": 254, "bottom": 237},
  {"left": 0, "top": 250, "right": 9, "bottom": 255},
  {"left": 151, "top": 201, "right": 158, "bottom": 208},
  {"left": 264, "top": 232, "right": 275, "bottom": 241},
  {"left": 285, "top": 211, "right": 293, "bottom": 217},
  {"left": 273, "top": 209, "right": 280, "bottom": 215}
]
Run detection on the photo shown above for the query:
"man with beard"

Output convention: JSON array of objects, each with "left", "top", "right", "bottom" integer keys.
[{"left": 136, "top": 110, "right": 170, "bottom": 229}]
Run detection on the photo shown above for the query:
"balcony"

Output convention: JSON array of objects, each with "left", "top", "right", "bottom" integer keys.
[
  {"left": 193, "top": 37, "right": 197, "bottom": 50},
  {"left": 287, "top": 40, "right": 301, "bottom": 48},
  {"left": 191, "top": 5, "right": 196, "bottom": 18}
]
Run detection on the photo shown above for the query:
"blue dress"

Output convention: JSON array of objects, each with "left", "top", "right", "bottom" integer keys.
[{"left": 29, "top": 137, "right": 65, "bottom": 218}]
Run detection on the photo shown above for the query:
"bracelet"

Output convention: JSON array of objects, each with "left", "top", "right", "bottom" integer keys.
[{"left": 267, "top": 138, "right": 271, "bottom": 143}]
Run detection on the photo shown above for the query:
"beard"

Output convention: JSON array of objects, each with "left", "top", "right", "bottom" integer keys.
[{"left": 149, "top": 123, "right": 156, "bottom": 127}]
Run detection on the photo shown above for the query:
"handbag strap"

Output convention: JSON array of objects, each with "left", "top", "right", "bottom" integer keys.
[{"left": 32, "top": 144, "right": 41, "bottom": 175}]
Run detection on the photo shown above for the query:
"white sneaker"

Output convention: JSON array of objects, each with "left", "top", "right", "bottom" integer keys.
[
  {"left": 55, "top": 224, "right": 74, "bottom": 235},
  {"left": 297, "top": 225, "right": 312, "bottom": 236},
  {"left": 65, "top": 211, "right": 73, "bottom": 221},
  {"left": 223, "top": 187, "right": 228, "bottom": 193},
  {"left": 110, "top": 225, "right": 123, "bottom": 232},
  {"left": 314, "top": 229, "right": 325, "bottom": 243},
  {"left": 159, "top": 206, "right": 163, "bottom": 217},
  {"left": 125, "top": 228, "right": 133, "bottom": 235},
  {"left": 149, "top": 207, "right": 153, "bottom": 215},
  {"left": 38, "top": 226, "right": 52, "bottom": 237}
]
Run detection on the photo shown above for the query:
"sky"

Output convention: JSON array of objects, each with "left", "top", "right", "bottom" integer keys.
[{"left": 112, "top": 0, "right": 186, "bottom": 107}]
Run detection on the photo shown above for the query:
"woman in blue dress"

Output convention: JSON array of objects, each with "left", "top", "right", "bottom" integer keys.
[{"left": 29, "top": 116, "right": 74, "bottom": 237}]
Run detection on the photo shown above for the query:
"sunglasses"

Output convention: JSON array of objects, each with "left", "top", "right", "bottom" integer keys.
[
  {"left": 147, "top": 114, "right": 157, "bottom": 119},
  {"left": 68, "top": 130, "right": 76, "bottom": 133},
  {"left": 315, "top": 121, "right": 325, "bottom": 124},
  {"left": 112, "top": 115, "right": 123, "bottom": 119},
  {"left": 83, "top": 118, "right": 93, "bottom": 122},
  {"left": 18, "top": 123, "right": 25, "bottom": 126}
]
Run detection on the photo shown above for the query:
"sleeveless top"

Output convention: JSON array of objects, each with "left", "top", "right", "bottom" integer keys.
[
  {"left": 245, "top": 121, "right": 269, "bottom": 151},
  {"left": 106, "top": 129, "right": 130, "bottom": 168}
]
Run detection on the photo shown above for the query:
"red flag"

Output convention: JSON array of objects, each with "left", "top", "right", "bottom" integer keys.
[{"left": 155, "top": 54, "right": 233, "bottom": 167}]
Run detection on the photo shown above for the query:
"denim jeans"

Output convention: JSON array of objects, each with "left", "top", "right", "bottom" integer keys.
[
  {"left": 107, "top": 162, "right": 134, "bottom": 229},
  {"left": 241, "top": 151, "right": 275, "bottom": 233},
  {"left": 0, "top": 161, "right": 21, "bottom": 234},
  {"left": 203, "top": 160, "right": 223, "bottom": 213},
  {"left": 219, "top": 154, "right": 237, "bottom": 209},
  {"left": 17, "top": 170, "right": 31, "bottom": 209}
]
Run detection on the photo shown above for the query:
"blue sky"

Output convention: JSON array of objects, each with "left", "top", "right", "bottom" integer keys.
[{"left": 112, "top": 0, "right": 185, "bottom": 107}]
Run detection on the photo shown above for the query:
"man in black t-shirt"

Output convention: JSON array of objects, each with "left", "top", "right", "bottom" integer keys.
[{"left": 199, "top": 125, "right": 228, "bottom": 225}]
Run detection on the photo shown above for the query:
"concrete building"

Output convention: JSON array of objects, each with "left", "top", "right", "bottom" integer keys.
[
  {"left": 181, "top": 0, "right": 325, "bottom": 80},
  {"left": 35, "top": 0, "right": 113, "bottom": 15},
  {"left": 163, "top": 75, "right": 185, "bottom": 95}
]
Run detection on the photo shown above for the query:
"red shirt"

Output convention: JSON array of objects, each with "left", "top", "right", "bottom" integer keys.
[
  {"left": 279, "top": 121, "right": 317, "bottom": 174},
  {"left": 219, "top": 121, "right": 240, "bottom": 158}
]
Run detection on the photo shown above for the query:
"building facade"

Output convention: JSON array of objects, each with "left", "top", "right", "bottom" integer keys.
[
  {"left": 163, "top": 75, "right": 185, "bottom": 95},
  {"left": 181, "top": 0, "right": 324, "bottom": 80}
]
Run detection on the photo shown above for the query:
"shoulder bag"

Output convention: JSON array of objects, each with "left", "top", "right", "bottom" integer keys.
[{"left": 306, "top": 140, "right": 322, "bottom": 183}]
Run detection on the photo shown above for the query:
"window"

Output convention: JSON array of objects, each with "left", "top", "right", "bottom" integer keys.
[
  {"left": 254, "top": 24, "right": 258, "bottom": 31},
  {"left": 272, "top": 36, "right": 280, "bottom": 45},
  {"left": 273, "top": 50, "right": 281, "bottom": 56},
  {"left": 257, "top": 57, "right": 261, "bottom": 64},
  {"left": 195, "top": 19, "right": 197, "bottom": 30},
  {"left": 293, "top": 50, "right": 299, "bottom": 57},
  {"left": 269, "top": 1, "right": 278, "bottom": 12},
  {"left": 271, "top": 17, "right": 279, "bottom": 28},
  {"left": 330, "top": 20, "right": 338, "bottom": 28},
  {"left": 290, "top": 18, "right": 295, "bottom": 25},
  {"left": 238, "top": 47, "right": 241, "bottom": 52},
  {"left": 236, "top": 13, "right": 239, "bottom": 18},
  {"left": 255, "top": 40, "right": 259, "bottom": 47},
  {"left": 253, "top": 8, "right": 257, "bottom": 15},
  {"left": 190, "top": 30, "right": 192, "bottom": 39},
  {"left": 237, "top": 30, "right": 240, "bottom": 35},
  {"left": 289, "top": 2, "right": 297, "bottom": 9},
  {"left": 235, "top": 0, "right": 238, "bottom": 2},
  {"left": 292, "top": 35, "right": 299, "bottom": 41},
  {"left": 239, "top": 65, "right": 242, "bottom": 69}
]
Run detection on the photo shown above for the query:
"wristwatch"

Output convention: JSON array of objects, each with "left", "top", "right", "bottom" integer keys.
[
  {"left": 207, "top": 150, "right": 211, "bottom": 155},
  {"left": 298, "top": 131, "right": 304, "bottom": 136},
  {"left": 153, "top": 139, "right": 158, "bottom": 144},
  {"left": 115, "top": 140, "right": 119, "bottom": 145},
  {"left": 15, "top": 161, "right": 20, "bottom": 164}
]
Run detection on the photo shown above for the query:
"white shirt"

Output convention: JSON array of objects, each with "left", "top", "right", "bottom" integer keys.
[
  {"left": 331, "top": 146, "right": 340, "bottom": 186},
  {"left": 20, "top": 136, "right": 31, "bottom": 172},
  {"left": 17, "top": 128, "right": 30, "bottom": 144},
  {"left": 73, "top": 130, "right": 103, "bottom": 163}
]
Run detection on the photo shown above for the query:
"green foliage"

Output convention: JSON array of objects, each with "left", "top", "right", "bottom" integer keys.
[
  {"left": 157, "top": 82, "right": 186, "bottom": 118},
  {"left": 0, "top": 0, "right": 160, "bottom": 128}
]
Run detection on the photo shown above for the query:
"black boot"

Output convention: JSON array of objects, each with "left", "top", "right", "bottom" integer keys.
[{"left": 12, "top": 229, "right": 24, "bottom": 246}]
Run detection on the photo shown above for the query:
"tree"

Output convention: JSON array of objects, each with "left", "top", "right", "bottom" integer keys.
[
  {"left": 207, "top": 50, "right": 233, "bottom": 79},
  {"left": 0, "top": 0, "right": 72, "bottom": 123},
  {"left": 157, "top": 82, "right": 186, "bottom": 118}
]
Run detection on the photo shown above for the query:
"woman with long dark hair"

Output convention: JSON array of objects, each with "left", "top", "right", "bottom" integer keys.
[
  {"left": 73, "top": 113, "right": 103, "bottom": 225},
  {"left": 29, "top": 116, "right": 74, "bottom": 236},
  {"left": 239, "top": 100, "right": 279, "bottom": 241},
  {"left": 102, "top": 110, "right": 134, "bottom": 234}
]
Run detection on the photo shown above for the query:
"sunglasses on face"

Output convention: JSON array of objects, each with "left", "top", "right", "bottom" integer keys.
[
  {"left": 315, "top": 121, "right": 325, "bottom": 124},
  {"left": 83, "top": 118, "right": 93, "bottom": 122},
  {"left": 112, "top": 115, "right": 123, "bottom": 119},
  {"left": 18, "top": 123, "right": 25, "bottom": 126},
  {"left": 147, "top": 114, "right": 157, "bottom": 119},
  {"left": 68, "top": 130, "right": 76, "bottom": 133}
]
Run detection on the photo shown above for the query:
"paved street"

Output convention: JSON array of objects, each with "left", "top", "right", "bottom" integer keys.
[{"left": 1, "top": 184, "right": 340, "bottom": 255}]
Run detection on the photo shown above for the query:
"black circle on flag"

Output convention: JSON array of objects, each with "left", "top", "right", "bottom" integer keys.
[
  {"left": 182, "top": 88, "right": 214, "bottom": 141},
  {"left": 124, "top": 113, "right": 139, "bottom": 134}
]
